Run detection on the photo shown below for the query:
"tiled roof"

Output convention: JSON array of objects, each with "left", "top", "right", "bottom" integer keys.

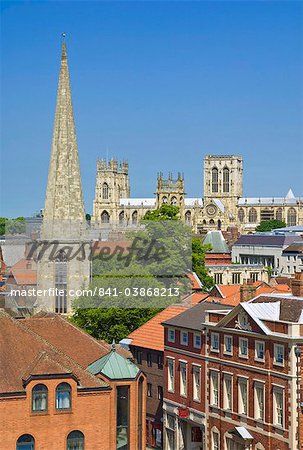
[
  {"left": 163, "top": 301, "right": 231, "bottom": 331},
  {"left": 250, "top": 294, "right": 303, "bottom": 323},
  {"left": 234, "top": 234, "right": 302, "bottom": 247},
  {"left": 128, "top": 305, "right": 189, "bottom": 351},
  {"left": 9, "top": 258, "right": 37, "bottom": 285},
  {"left": 0, "top": 311, "right": 110, "bottom": 394},
  {"left": 187, "top": 272, "right": 203, "bottom": 290},
  {"left": 207, "top": 282, "right": 291, "bottom": 306}
]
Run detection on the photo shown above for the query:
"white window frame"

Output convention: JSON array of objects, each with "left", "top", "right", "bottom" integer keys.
[
  {"left": 211, "top": 332, "right": 219, "bottom": 353},
  {"left": 210, "top": 370, "right": 219, "bottom": 407},
  {"left": 211, "top": 429, "right": 220, "bottom": 450},
  {"left": 274, "top": 344, "right": 284, "bottom": 366},
  {"left": 168, "top": 328, "right": 175, "bottom": 343},
  {"left": 239, "top": 337, "right": 248, "bottom": 359},
  {"left": 223, "top": 374, "right": 233, "bottom": 411},
  {"left": 193, "top": 365, "right": 201, "bottom": 402},
  {"left": 273, "top": 387, "right": 284, "bottom": 428},
  {"left": 181, "top": 331, "right": 188, "bottom": 346},
  {"left": 238, "top": 378, "right": 248, "bottom": 415},
  {"left": 255, "top": 340, "right": 265, "bottom": 362},
  {"left": 179, "top": 361, "right": 187, "bottom": 397},
  {"left": 194, "top": 333, "right": 202, "bottom": 349},
  {"left": 254, "top": 382, "right": 265, "bottom": 421},
  {"left": 167, "top": 358, "right": 175, "bottom": 393},
  {"left": 224, "top": 335, "right": 233, "bottom": 355}
]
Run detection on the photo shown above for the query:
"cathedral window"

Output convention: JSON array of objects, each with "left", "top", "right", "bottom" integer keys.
[
  {"left": 249, "top": 208, "right": 258, "bottom": 223},
  {"left": 260, "top": 209, "right": 274, "bottom": 222},
  {"left": 211, "top": 168, "right": 219, "bottom": 193},
  {"left": 162, "top": 196, "right": 168, "bottom": 204},
  {"left": 119, "top": 211, "right": 125, "bottom": 225},
  {"left": 101, "top": 211, "right": 110, "bottom": 224},
  {"left": 132, "top": 211, "right": 138, "bottom": 225},
  {"left": 102, "top": 182, "right": 109, "bottom": 199},
  {"left": 171, "top": 196, "right": 177, "bottom": 206},
  {"left": 238, "top": 208, "right": 245, "bottom": 223},
  {"left": 276, "top": 208, "right": 283, "bottom": 222},
  {"left": 185, "top": 211, "right": 191, "bottom": 224},
  {"left": 222, "top": 167, "right": 230, "bottom": 193},
  {"left": 287, "top": 208, "right": 297, "bottom": 226}
]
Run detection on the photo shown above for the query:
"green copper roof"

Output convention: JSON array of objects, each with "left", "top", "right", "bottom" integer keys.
[
  {"left": 203, "top": 231, "right": 230, "bottom": 254},
  {"left": 87, "top": 344, "right": 140, "bottom": 380}
]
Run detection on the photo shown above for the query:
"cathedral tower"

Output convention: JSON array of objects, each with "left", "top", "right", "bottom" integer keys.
[
  {"left": 156, "top": 173, "right": 185, "bottom": 211},
  {"left": 92, "top": 159, "right": 130, "bottom": 224},
  {"left": 204, "top": 155, "right": 243, "bottom": 200},
  {"left": 37, "top": 37, "right": 90, "bottom": 313}
]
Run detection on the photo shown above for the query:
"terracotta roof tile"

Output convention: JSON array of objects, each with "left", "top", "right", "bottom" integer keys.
[{"left": 128, "top": 305, "right": 189, "bottom": 351}]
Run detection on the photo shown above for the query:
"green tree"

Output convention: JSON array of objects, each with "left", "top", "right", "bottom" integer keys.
[
  {"left": 4, "top": 217, "right": 26, "bottom": 235},
  {"left": 192, "top": 237, "right": 214, "bottom": 290},
  {"left": 143, "top": 204, "right": 180, "bottom": 221},
  {"left": 255, "top": 219, "right": 286, "bottom": 232},
  {"left": 0, "top": 218, "right": 7, "bottom": 236},
  {"left": 71, "top": 307, "right": 162, "bottom": 342}
]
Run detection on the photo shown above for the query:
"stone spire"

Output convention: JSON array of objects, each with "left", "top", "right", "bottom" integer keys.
[{"left": 42, "top": 36, "right": 85, "bottom": 236}]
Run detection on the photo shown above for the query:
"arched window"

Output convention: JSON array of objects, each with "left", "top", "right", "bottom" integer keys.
[
  {"left": 102, "top": 182, "right": 109, "bottom": 199},
  {"left": 287, "top": 207, "right": 297, "bottom": 226},
  {"left": 217, "top": 219, "right": 222, "bottom": 230},
  {"left": 16, "top": 435, "right": 35, "bottom": 450},
  {"left": 255, "top": 444, "right": 265, "bottom": 450},
  {"left": 211, "top": 168, "right": 219, "bottom": 193},
  {"left": 276, "top": 207, "right": 283, "bottom": 222},
  {"left": 56, "top": 382, "right": 71, "bottom": 410},
  {"left": 162, "top": 196, "right": 168, "bottom": 204},
  {"left": 101, "top": 211, "right": 110, "bottom": 224},
  {"left": 132, "top": 211, "right": 138, "bottom": 225},
  {"left": 119, "top": 211, "right": 124, "bottom": 225},
  {"left": 171, "top": 196, "right": 177, "bottom": 206},
  {"left": 238, "top": 208, "right": 245, "bottom": 223},
  {"left": 67, "top": 431, "right": 84, "bottom": 450},
  {"left": 211, "top": 427, "right": 220, "bottom": 450},
  {"left": 203, "top": 219, "right": 207, "bottom": 225},
  {"left": 222, "top": 167, "right": 230, "bottom": 193},
  {"left": 185, "top": 211, "right": 191, "bottom": 224},
  {"left": 32, "top": 384, "right": 48, "bottom": 412},
  {"left": 209, "top": 219, "right": 215, "bottom": 225},
  {"left": 248, "top": 208, "right": 257, "bottom": 223}
]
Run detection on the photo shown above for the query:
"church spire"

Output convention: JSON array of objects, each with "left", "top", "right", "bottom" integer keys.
[{"left": 42, "top": 36, "right": 85, "bottom": 234}]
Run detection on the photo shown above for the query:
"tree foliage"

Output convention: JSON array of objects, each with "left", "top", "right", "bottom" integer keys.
[
  {"left": 192, "top": 237, "right": 214, "bottom": 289},
  {"left": 0, "top": 217, "right": 26, "bottom": 235},
  {"left": 143, "top": 204, "right": 180, "bottom": 221},
  {"left": 255, "top": 219, "right": 286, "bottom": 232}
]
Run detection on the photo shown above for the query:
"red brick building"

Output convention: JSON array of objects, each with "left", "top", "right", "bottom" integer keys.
[
  {"left": 162, "top": 272, "right": 303, "bottom": 450},
  {"left": 0, "top": 311, "right": 146, "bottom": 450}
]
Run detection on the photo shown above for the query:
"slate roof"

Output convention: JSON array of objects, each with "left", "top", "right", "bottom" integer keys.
[
  {"left": 162, "top": 301, "right": 231, "bottom": 331},
  {"left": 234, "top": 234, "right": 301, "bottom": 247}
]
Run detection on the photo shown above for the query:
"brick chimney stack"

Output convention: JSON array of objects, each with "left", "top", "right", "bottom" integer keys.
[
  {"left": 291, "top": 272, "right": 303, "bottom": 298},
  {"left": 240, "top": 280, "right": 257, "bottom": 303}
]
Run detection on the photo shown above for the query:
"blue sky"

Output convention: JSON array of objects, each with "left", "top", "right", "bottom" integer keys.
[{"left": 1, "top": 1, "right": 303, "bottom": 217}]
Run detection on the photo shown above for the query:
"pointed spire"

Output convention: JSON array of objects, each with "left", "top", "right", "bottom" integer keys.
[
  {"left": 42, "top": 36, "right": 85, "bottom": 236},
  {"left": 286, "top": 188, "right": 295, "bottom": 200}
]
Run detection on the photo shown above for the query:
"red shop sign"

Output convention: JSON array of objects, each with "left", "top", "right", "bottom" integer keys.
[{"left": 178, "top": 407, "right": 190, "bottom": 418}]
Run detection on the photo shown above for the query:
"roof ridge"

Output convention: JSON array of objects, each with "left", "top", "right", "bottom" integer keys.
[{"left": 15, "top": 317, "right": 108, "bottom": 388}]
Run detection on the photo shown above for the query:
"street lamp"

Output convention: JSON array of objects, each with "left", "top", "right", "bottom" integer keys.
[{"left": 295, "top": 346, "right": 301, "bottom": 450}]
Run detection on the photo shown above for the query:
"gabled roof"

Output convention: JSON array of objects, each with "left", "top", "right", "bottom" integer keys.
[
  {"left": 203, "top": 231, "right": 230, "bottom": 254},
  {"left": 87, "top": 345, "right": 140, "bottom": 380},
  {"left": 128, "top": 305, "right": 188, "bottom": 351},
  {"left": 0, "top": 311, "right": 109, "bottom": 394},
  {"left": 9, "top": 258, "right": 37, "bottom": 285}
]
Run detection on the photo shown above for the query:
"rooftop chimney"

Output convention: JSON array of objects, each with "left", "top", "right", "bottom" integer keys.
[
  {"left": 291, "top": 272, "right": 303, "bottom": 298},
  {"left": 240, "top": 280, "right": 257, "bottom": 303}
]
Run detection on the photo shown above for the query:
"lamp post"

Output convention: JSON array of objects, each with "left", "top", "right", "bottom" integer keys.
[{"left": 295, "top": 346, "right": 301, "bottom": 450}]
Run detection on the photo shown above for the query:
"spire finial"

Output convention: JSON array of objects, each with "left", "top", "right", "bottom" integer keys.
[
  {"left": 111, "top": 339, "right": 116, "bottom": 352},
  {"left": 62, "top": 32, "right": 66, "bottom": 41}
]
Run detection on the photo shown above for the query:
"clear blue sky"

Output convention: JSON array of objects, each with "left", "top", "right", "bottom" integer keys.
[{"left": 1, "top": 1, "right": 302, "bottom": 217}]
